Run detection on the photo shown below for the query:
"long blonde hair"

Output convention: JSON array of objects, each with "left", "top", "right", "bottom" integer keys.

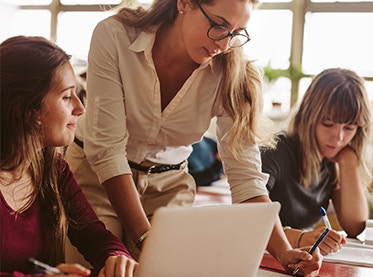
[
  {"left": 114, "top": 0, "right": 275, "bottom": 159},
  {"left": 288, "top": 68, "right": 372, "bottom": 188}
]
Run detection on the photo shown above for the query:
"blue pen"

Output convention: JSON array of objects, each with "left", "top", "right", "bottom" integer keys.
[
  {"left": 292, "top": 228, "right": 330, "bottom": 275},
  {"left": 320, "top": 207, "right": 332, "bottom": 230}
]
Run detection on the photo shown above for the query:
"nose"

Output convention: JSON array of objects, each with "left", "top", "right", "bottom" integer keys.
[
  {"left": 332, "top": 126, "right": 344, "bottom": 141},
  {"left": 73, "top": 94, "right": 85, "bottom": 116},
  {"left": 214, "top": 37, "right": 231, "bottom": 52}
]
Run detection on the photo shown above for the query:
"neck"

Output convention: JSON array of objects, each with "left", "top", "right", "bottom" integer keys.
[
  {"left": 154, "top": 22, "right": 198, "bottom": 67},
  {"left": 0, "top": 169, "right": 33, "bottom": 212}
]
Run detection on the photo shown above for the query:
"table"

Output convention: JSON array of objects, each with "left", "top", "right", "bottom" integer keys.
[
  {"left": 194, "top": 184, "right": 373, "bottom": 276},
  {"left": 260, "top": 254, "right": 373, "bottom": 277}
]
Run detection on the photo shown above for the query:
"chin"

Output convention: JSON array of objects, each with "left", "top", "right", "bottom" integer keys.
[
  {"left": 191, "top": 50, "right": 212, "bottom": 65},
  {"left": 324, "top": 154, "right": 337, "bottom": 161},
  {"left": 47, "top": 137, "right": 74, "bottom": 148}
]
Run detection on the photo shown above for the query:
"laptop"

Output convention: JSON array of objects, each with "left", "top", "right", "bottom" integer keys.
[{"left": 136, "top": 202, "right": 281, "bottom": 277}]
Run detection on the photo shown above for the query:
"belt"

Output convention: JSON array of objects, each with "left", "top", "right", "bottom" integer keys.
[
  {"left": 73, "top": 138, "right": 182, "bottom": 174},
  {"left": 74, "top": 137, "right": 84, "bottom": 148},
  {"left": 128, "top": 160, "right": 184, "bottom": 174}
]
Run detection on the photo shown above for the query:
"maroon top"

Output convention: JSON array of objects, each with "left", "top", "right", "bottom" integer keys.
[{"left": 1, "top": 160, "right": 132, "bottom": 276}]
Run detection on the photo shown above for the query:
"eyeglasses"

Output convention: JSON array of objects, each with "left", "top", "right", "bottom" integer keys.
[{"left": 196, "top": 2, "right": 251, "bottom": 48}]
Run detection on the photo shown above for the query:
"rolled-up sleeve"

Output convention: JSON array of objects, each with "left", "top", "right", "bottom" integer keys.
[
  {"left": 215, "top": 115, "right": 269, "bottom": 203},
  {"left": 85, "top": 19, "right": 131, "bottom": 183}
]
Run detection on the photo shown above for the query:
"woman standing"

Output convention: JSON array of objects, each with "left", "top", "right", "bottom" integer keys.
[{"left": 66, "top": 1, "right": 322, "bottom": 275}]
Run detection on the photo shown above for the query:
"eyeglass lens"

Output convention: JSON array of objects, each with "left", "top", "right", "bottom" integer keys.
[{"left": 208, "top": 26, "right": 249, "bottom": 47}]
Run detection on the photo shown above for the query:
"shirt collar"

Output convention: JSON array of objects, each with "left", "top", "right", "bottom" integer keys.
[
  {"left": 128, "top": 28, "right": 156, "bottom": 53},
  {"left": 128, "top": 27, "right": 221, "bottom": 76}
]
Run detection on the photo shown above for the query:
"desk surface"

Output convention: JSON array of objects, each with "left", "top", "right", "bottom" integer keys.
[
  {"left": 195, "top": 184, "right": 373, "bottom": 276},
  {"left": 260, "top": 254, "right": 373, "bottom": 277}
]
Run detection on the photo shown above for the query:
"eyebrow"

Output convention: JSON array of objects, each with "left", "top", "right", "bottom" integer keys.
[
  {"left": 211, "top": 12, "right": 230, "bottom": 26},
  {"left": 209, "top": 11, "right": 247, "bottom": 31},
  {"left": 60, "top": 85, "right": 76, "bottom": 93}
]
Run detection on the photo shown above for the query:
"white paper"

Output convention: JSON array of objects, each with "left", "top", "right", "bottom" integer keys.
[
  {"left": 344, "top": 238, "right": 373, "bottom": 250},
  {"left": 323, "top": 242, "right": 373, "bottom": 267},
  {"left": 365, "top": 219, "right": 373, "bottom": 245},
  {"left": 366, "top": 219, "right": 373, "bottom": 228}
]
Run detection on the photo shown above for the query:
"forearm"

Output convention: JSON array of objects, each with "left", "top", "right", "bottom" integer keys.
[
  {"left": 103, "top": 174, "right": 151, "bottom": 243},
  {"left": 334, "top": 162, "right": 368, "bottom": 236},
  {"left": 267, "top": 219, "right": 293, "bottom": 259}
]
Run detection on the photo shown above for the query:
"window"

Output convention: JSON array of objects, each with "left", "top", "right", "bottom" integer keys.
[
  {"left": 253, "top": 0, "right": 373, "bottom": 112},
  {"left": 244, "top": 9, "right": 293, "bottom": 111},
  {"left": 303, "top": 12, "right": 373, "bottom": 77},
  {"left": 61, "top": 0, "right": 121, "bottom": 4},
  {"left": 0, "top": 5, "right": 50, "bottom": 39},
  {"left": 57, "top": 11, "right": 115, "bottom": 59},
  {"left": 245, "top": 10, "right": 292, "bottom": 69},
  {"left": 1, "top": 0, "right": 372, "bottom": 111}
]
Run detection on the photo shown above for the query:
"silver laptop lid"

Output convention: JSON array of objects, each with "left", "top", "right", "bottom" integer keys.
[{"left": 137, "top": 202, "right": 280, "bottom": 277}]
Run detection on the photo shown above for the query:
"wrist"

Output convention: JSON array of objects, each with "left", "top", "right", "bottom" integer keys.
[
  {"left": 136, "top": 230, "right": 150, "bottom": 249},
  {"left": 296, "top": 231, "right": 306, "bottom": 248},
  {"left": 283, "top": 226, "right": 292, "bottom": 233}
]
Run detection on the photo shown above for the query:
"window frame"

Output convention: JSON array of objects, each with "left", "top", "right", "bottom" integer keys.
[{"left": 15, "top": 0, "right": 373, "bottom": 105}]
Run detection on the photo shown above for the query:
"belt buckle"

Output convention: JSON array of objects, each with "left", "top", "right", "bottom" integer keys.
[{"left": 147, "top": 165, "right": 156, "bottom": 174}]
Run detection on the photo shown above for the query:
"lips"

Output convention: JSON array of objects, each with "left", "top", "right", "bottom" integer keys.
[
  {"left": 326, "top": 145, "right": 337, "bottom": 150},
  {"left": 204, "top": 47, "right": 219, "bottom": 57},
  {"left": 67, "top": 123, "right": 77, "bottom": 128},
  {"left": 322, "top": 145, "right": 341, "bottom": 158}
]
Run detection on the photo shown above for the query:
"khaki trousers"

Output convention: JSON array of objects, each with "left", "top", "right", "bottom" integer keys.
[{"left": 64, "top": 142, "right": 196, "bottom": 263}]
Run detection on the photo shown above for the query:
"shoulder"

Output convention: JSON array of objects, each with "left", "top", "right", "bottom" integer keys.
[
  {"left": 261, "top": 133, "right": 295, "bottom": 157},
  {"left": 89, "top": 17, "right": 147, "bottom": 64},
  {"left": 56, "top": 155, "right": 71, "bottom": 181},
  {"left": 93, "top": 16, "right": 142, "bottom": 44},
  {"left": 278, "top": 133, "right": 297, "bottom": 154},
  {"left": 56, "top": 156, "right": 79, "bottom": 193},
  {"left": 94, "top": 16, "right": 122, "bottom": 34},
  {"left": 261, "top": 134, "right": 299, "bottom": 189},
  {"left": 261, "top": 133, "right": 298, "bottom": 176}
]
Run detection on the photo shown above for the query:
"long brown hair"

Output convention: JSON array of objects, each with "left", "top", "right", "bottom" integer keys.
[
  {"left": 113, "top": 0, "right": 274, "bottom": 159},
  {"left": 1, "top": 35, "right": 71, "bottom": 264},
  {"left": 288, "top": 68, "right": 372, "bottom": 188}
]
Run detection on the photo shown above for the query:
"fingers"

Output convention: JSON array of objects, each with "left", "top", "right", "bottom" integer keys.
[
  {"left": 319, "top": 229, "right": 345, "bottom": 255},
  {"left": 302, "top": 228, "right": 345, "bottom": 255},
  {"left": 48, "top": 263, "right": 91, "bottom": 277},
  {"left": 289, "top": 248, "right": 323, "bottom": 277},
  {"left": 98, "top": 255, "right": 138, "bottom": 277}
]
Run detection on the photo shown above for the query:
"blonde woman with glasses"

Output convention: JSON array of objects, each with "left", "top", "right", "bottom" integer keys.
[{"left": 66, "top": 1, "right": 322, "bottom": 275}]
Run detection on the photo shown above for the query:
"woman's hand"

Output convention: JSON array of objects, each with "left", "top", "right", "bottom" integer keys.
[
  {"left": 45, "top": 263, "right": 91, "bottom": 277},
  {"left": 331, "top": 145, "right": 358, "bottom": 165},
  {"left": 279, "top": 247, "right": 323, "bottom": 277},
  {"left": 97, "top": 255, "right": 138, "bottom": 277},
  {"left": 300, "top": 227, "right": 346, "bottom": 255}
]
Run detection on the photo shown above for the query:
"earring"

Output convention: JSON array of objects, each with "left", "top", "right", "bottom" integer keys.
[{"left": 179, "top": 10, "right": 184, "bottom": 14}]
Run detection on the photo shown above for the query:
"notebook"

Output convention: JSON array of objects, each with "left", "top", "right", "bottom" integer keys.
[
  {"left": 322, "top": 221, "right": 373, "bottom": 267},
  {"left": 136, "top": 202, "right": 281, "bottom": 277}
]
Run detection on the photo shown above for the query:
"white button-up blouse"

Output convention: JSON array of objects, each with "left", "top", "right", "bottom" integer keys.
[{"left": 74, "top": 16, "right": 269, "bottom": 203}]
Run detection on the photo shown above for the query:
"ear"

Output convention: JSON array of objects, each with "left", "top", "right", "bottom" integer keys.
[{"left": 177, "top": 0, "right": 191, "bottom": 13}]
